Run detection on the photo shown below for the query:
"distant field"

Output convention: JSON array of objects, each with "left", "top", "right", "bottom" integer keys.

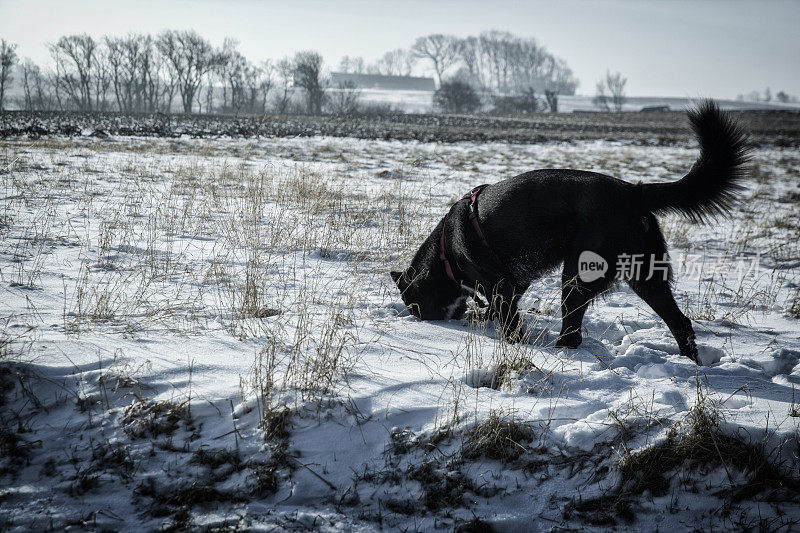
[
  {"left": 3, "top": 108, "right": 800, "bottom": 146},
  {"left": 355, "top": 89, "right": 800, "bottom": 114}
]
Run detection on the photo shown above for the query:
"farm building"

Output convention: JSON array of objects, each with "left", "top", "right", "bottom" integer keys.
[{"left": 329, "top": 72, "right": 436, "bottom": 91}]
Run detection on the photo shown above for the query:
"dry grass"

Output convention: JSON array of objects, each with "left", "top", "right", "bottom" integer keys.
[
  {"left": 1, "top": 134, "right": 799, "bottom": 529},
  {"left": 788, "top": 287, "right": 800, "bottom": 319},
  {"left": 566, "top": 385, "right": 800, "bottom": 526},
  {"left": 1, "top": 137, "right": 431, "bottom": 416},
  {"left": 119, "top": 394, "right": 191, "bottom": 439},
  {"left": 619, "top": 401, "right": 798, "bottom": 500},
  {"left": 461, "top": 410, "right": 536, "bottom": 461}
]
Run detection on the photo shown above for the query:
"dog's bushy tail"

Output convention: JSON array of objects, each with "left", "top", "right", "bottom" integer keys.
[{"left": 641, "top": 100, "right": 750, "bottom": 222}]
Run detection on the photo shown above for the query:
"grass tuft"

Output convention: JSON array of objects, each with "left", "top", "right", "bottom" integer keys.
[
  {"left": 119, "top": 395, "right": 191, "bottom": 439},
  {"left": 462, "top": 411, "right": 536, "bottom": 462}
]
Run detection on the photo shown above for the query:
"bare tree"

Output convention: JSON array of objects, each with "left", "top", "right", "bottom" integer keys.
[
  {"left": 328, "top": 80, "right": 360, "bottom": 115},
  {"left": 273, "top": 57, "right": 295, "bottom": 114},
  {"left": 605, "top": 71, "right": 627, "bottom": 111},
  {"left": 139, "top": 36, "right": 162, "bottom": 112},
  {"left": 156, "top": 30, "right": 221, "bottom": 113},
  {"left": 542, "top": 58, "right": 578, "bottom": 111},
  {"left": 216, "top": 37, "right": 239, "bottom": 111},
  {"left": 105, "top": 33, "right": 155, "bottom": 112},
  {"left": 20, "top": 59, "right": 51, "bottom": 110},
  {"left": 594, "top": 71, "right": 626, "bottom": 112},
  {"left": 506, "top": 36, "right": 548, "bottom": 93},
  {"left": 373, "top": 49, "right": 415, "bottom": 76},
  {"left": 92, "top": 45, "right": 112, "bottom": 110},
  {"left": 479, "top": 30, "right": 517, "bottom": 93},
  {"left": 351, "top": 57, "right": 366, "bottom": 74},
  {"left": 253, "top": 61, "right": 274, "bottom": 113},
  {"left": 201, "top": 77, "right": 213, "bottom": 113},
  {"left": 338, "top": 55, "right": 366, "bottom": 74},
  {"left": 293, "top": 50, "right": 326, "bottom": 114},
  {"left": 156, "top": 50, "right": 178, "bottom": 112},
  {"left": 412, "top": 34, "right": 458, "bottom": 86},
  {"left": 544, "top": 90, "right": 558, "bottom": 113},
  {"left": 50, "top": 34, "right": 104, "bottom": 111},
  {"left": 452, "top": 31, "right": 578, "bottom": 101},
  {"left": 231, "top": 59, "right": 273, "bottom": 114},
  {"left": 216, "top": 40, "right": 273, "bottom": 114},
  {"left": 455, "top": 37, "right": 484, "bottom": 87},
  {"left": 593, "top": 80, "right": 610, "bottom": 111},
  {"left": 0, "top": 39, "right": 18, "bottom": 110}
]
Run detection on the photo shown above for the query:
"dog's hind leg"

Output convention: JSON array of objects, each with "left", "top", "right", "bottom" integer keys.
[
  {"left": 627, "top": 278, "right": 698, "bottom": 362},
  {"left": 555, "top": 273, "right": 609, "bottom": 349}
]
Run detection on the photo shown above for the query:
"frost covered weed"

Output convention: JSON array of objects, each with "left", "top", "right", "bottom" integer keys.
[
  {"left": 461, "top": 410, "right": 537, "bottom": 461},
  {"left": 88, "top": 439, "right": 135, "bottom": 479},
  {"left": 457, "top": 282, "right": 563, "bottom": 393},
  {"left": 98, "top": 353, "right": 151, "bottom": 395},
  {"left": 606, "top": 389, "right": 672, "bottom": 451},
  {"left": 0, "top": 325, "right": 40, "bottom": 479},
  {"left": 2, "top": 139, "right": 402, "bottom": 405},
  {"left": 135, "top": 478, "right": 246, "bottom": 519},
  {"left": 789, "top": 386, "right": 800, "bottom": 418},
  {"left": 0, "top": 365, "right": 40, "bottom": 478},
  {"left": 788, "top": 287, "right": 800, "bottom": 319},
  {"left": 0, "top": 317, "right": 36, "bottom": 362},
  {"left": 406, "top": 460, "right": 480, "bottom": 511},
  {"left": 567, "top": 383, "right": 800, "bottom": 527},
  {"left": 619, "top": 395, "right": 800, "bottom": 501},
  {"left": 120, "top": 394, "right": 191, "bottom": 439}
]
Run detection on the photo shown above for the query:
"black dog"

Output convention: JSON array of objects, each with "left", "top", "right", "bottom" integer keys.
[{"left": 391, "top": 100, "right": 749, "bottom": 363}]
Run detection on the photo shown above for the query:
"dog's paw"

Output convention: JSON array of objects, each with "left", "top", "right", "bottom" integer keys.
[
  {"left": 694, "top": 345, "right": 724, "bottom": 366},
  {"left": 555, "top": 331, "right": 582, "bottom": 349}
]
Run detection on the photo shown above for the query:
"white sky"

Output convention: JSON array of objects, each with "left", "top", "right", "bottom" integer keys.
[{"left": 1, "top": 0, "right": 798, "bottom": 98}]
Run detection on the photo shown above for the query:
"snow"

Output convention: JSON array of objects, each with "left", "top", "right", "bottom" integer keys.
[{"left": 1, "top": 134, "right": 799, "bottom": 530}]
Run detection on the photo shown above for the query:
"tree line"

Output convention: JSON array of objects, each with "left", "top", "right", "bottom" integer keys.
[
  {"left": 0, "top": 32, "right": 278, "bottom": 114},
  {"left": 0, "top": 29, "right": 587, "bottom": 115},
  {"left": 342, "top": 31, "right": 580, "bottom": 100}
]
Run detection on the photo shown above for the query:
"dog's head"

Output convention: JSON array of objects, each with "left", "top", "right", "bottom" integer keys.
[{"left": 391, "top": 267, "right": 467, "bottom": 320}]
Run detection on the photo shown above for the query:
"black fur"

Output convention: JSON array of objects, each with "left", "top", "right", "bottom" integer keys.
[
  {"left": 641, "top": 100, "right": 750, "bottom": 221},
  {"left": 392, "top": 100, "right": 750, "bottom": 362}
]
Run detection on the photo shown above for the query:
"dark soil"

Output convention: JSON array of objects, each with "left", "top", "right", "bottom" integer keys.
[{"left": 2, "top": 109, "right": 799, "bottom": 146}]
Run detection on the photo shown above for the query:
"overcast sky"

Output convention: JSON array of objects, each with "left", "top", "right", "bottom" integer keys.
[{"left": 1, "top": 0, "right": 797, "bottom": 99}]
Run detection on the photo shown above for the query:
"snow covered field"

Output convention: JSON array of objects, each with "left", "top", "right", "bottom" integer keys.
[{"left": 1, "top": 133, "right": 799, "bottom": 530}]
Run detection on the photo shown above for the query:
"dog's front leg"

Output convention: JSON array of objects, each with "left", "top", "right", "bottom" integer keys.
[
  {"left": 556, "top": 273, "right": 613, "bottom": 349},
  {"left": 556, "top": 275, "right": 593, "bottom": 349},
  {"left": 488, "top": 280, "right": 522, "bottom": 342}
]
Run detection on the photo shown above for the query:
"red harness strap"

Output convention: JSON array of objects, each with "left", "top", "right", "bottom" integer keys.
[
  {"left": 465, "top": 185, "right": 491, "bottom": 248},
  {"left": 439, "top": 184, "right": 491, "bottom": 287},
  {"left": 439, "top": 211, "right": 458, "bottom": 284}
]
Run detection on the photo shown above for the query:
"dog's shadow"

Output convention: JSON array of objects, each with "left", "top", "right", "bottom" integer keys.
[
  {"left": 463, "top": 307, "right": 608, "bottom": 351},
  {"left": 393, "top": 301, "right": 620, "bottom": 364}
]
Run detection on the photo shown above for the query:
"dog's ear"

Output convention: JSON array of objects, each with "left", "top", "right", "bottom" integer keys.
[{"left": 390, "top": 270, "right": 402, "bottom": 284}]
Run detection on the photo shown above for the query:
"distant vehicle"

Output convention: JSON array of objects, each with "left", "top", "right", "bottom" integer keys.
[{"left": 640, "top": 105, "right": 671, "bottom": 112}]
